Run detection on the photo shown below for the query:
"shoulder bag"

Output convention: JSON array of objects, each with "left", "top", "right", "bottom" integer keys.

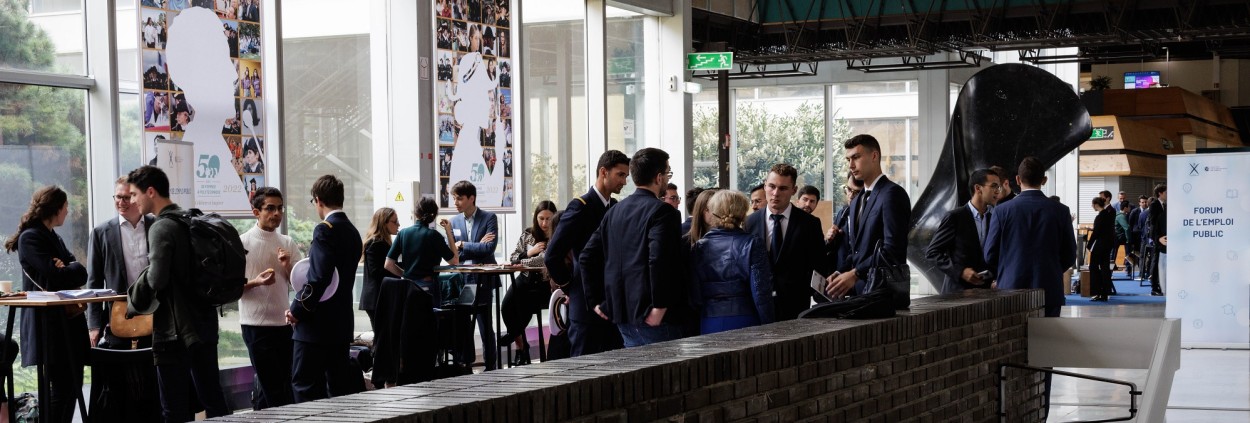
[{"left": 866, "top": 239, "right": 911, "bottom": 310}]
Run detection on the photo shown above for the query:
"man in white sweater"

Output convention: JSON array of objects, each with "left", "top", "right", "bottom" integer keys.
[{"left": 240, "top": 187, "right": 301, "bottom": 409}]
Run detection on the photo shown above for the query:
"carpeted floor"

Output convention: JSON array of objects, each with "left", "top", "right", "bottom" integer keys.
[{"left": 1065, "top": 270, "right": 1166, "bottom": 306}]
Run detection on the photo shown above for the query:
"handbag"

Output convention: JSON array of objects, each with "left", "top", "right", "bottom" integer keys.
[
  {"left": 866, "top": 239, "right": 911, "bottom": 310},
  {"left": 108, "top": 299, "right": 153, "bottom": 339},
  {"left": 798, "top": 288, "right": 895, "bottom": 319}
]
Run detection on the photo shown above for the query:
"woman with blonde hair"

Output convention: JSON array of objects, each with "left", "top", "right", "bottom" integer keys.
[
  {"left": 5, "top": 186, "right": 88, "bottom": 422},
  {"left": 688, "top": 190, "right": 773, "bottom": 334},
  {"left": 360, "top": 207, "right": 399, "bottom": 332}
]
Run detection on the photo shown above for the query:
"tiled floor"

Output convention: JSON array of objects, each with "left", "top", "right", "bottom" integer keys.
[{"left": 1047, "top": 304, "right": 1250, "bottom": 422}]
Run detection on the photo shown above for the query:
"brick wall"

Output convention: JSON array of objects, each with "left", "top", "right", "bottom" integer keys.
[{"left": 213, "top": 289, "right": 1047, "bottom": 423}]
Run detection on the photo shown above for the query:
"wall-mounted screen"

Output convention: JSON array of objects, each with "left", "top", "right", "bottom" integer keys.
[{"left": 1124, "top": 71, "right": 1161, "bottom": 89}]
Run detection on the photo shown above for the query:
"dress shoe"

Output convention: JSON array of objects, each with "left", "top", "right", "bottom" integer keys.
[
  {"left": 512, "top": 348, "right": 531, "bottom": 366},
  {"left": 1151, "top": 291, "right": 1164, "bottom": 296}
]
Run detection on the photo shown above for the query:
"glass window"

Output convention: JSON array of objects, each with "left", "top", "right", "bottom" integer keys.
[
  {"left": 4, "top": 0, "right": 86, "bottom": 74},
  {"left": 115, "top": 0, "right": 140, "bottom": 84},
  {"left": 522, "top": 1, "right": 586, "bottom": 206},
  {"left": 279, "top": 2, "right": 373, "bottom": 337},
  {"left": 605, "top": 8, "right": 645, "bottom": 156},
  {"left": 691, "top": 90, "right": 719, "bottom": 189},
  {"left": 734, "top": 86, "right": 832, "bottom": 192},
  {"left": 834, "top": 81, "right": 911, "bottom": 96},
  {"left": 119, "top": 92, "right": 143, "bottom": 172}
]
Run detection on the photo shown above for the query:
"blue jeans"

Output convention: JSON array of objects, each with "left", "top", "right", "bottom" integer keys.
[{"left": 617, "top": 322, "right": 683, "bottom": 348}]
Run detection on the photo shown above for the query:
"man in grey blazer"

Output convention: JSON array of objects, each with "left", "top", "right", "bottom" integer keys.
[{"left": 86, "top": 175, "right": 160, "bottom": 421}]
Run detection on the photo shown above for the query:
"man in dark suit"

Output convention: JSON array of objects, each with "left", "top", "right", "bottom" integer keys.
[
  {"left": 990, "top": 165, "right": 1017, "bottom": 204},
  {"left": 680, "top": 187, "right": 705, "bottom": 234},
  {"left": 86, "top": 176, "right": 159, "bottom": 420},
  {"left": 1148, "top": 184, "right": 1167, "bottom": 295},
  {"left": 580, "top": 148, "right": 686, "bottom": 347},
  {"left": 983, "top": 157, "right": 1076, "bottom": 317},
  {"left": 745, "top": 163, "right": 833, "bottom": 320},
  {"left": 448, "top": 180, "right": 501, "bottom": 369},
  {"left": 545, "top": 150, "right": 630, "bottom": 356},
  {"left": 287, "top": 175, "right": 363, "bottom": 402},
  {"left": 1087, "top": 196, "right": 1116, "bottom": 301},
  {"left": 924, "top": 168, "right": 1001, "bottom": 295},
  {"left": 826, "top": 135, "right": 911, "bottom": 306}
]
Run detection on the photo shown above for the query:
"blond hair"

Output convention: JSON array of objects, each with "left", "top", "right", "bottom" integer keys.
[{"left": 708, "top": 190, "right": 749, "bottom": 230}]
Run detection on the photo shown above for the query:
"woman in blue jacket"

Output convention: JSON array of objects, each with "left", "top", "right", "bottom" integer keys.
[{"left": 689, "top": 190, "right": 773, "bottom": 334}]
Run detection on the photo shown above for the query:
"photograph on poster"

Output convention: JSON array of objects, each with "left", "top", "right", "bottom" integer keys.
[
  {"left": 245, "top": 175, "right": 265, "bottom": 200},
  {"left": 238, "top": 0, "right": 260, "bottom": 22},
  {"left": 144, "top": 91, "right": 171, "bottom": 130},
  {"left": 142, "top": 50, "right": 170, "bottom": 90},
  {"left": 241, "top": 98, "right": 264, "bottom": 138},
  {"left": 226, "top": 136, "right": 243, "bottom": 173},
  {"left": 142, "top": 0, "right": 165, "bottom": 8},
  {"left": 170, "top": 92, "right": 191, "bottom": 132},
  {"left": 214, "top": 0, "right": 236, "bottom": 19},
  {"left": 435, "top": 0, "right": 514, "bottom": 211},
  {"left": 222, "top": 100, "right": 242, "bottom": 135},
  {"left": 242, "top": 136, "right": 265, "bottom": 174},
  {"left": 146, "top": 132, "right": 170, "bottom": 166},
  {"left": 142, "top": 9, "right": 167, "bottom": 49},
  {"left": 222, "top": 19, "right": 240, "bottom": 58},
  {"left": 239, "top": 22, "right": 261, "bottom": 60}
]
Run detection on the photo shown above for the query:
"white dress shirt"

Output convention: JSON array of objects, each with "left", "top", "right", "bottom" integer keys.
[
  {"left": 766, "top": 203, "right": 794, "bottom": 252},
  {"left": 119, "top": 216, "right": 149, "bottom": 287}
]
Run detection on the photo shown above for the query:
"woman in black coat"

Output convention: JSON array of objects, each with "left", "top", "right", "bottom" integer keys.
[
  {"left": 4, "top": 186, "right": 88, "bottom": 423},
  {"left": 360, "top": 207, "right": 400, "bottom": 333}
]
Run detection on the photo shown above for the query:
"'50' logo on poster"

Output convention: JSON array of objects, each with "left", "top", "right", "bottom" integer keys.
[{"left": 197, "top": 154, "right": 221, "bottom": 178}]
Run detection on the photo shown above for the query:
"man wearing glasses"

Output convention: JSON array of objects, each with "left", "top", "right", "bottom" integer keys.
[
  {"left": 924, "top": 168, "right": 1002, "bottom": 294},
  {"left": 662, "top": 183, "right": 681, "bottom": 209},
  {"left": 86, "top": 176, "right": 160, "bottom": 420},
  {"left": 239, "top": 187, "right": 301, "bottom": 409}
]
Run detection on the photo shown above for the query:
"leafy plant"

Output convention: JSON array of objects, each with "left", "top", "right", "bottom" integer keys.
[{"left": 1089, "top": 75, "right": 1112, "bottom": 91}]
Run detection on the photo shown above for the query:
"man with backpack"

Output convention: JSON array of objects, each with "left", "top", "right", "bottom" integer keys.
[{"left": 127, "top": 166, "right": 232, "bottom": 422}]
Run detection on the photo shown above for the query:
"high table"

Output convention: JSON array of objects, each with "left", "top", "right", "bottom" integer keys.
[
  {"left": 0, "top": 294, "right": 126, "bottom": 423},
  {"left": 435, "top": 265, "right": 543, "bottom": 370}
]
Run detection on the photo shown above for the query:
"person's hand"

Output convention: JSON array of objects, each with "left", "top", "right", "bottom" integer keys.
[
  {"left": 277, "top": 248, "right": 291, "bottom": 266},
  {"left": 439, "top": 219, "right": 452, "bottom": 230},
  {"left": 89, "top": 328, "right": 101, "bottom": 347},
  {"left": 527, "top": 242, "right": 546, "bottom": 257},
  {"left": 961, "top": 268, "right": 985, "bottom": 286},
  {"left": 1159, "top": 236, "right": 1167, "bottom": 246},
  {"left": 825, "top": 271, "right": 857, "bottom": 299},
  {"left": 594, "top": 304, "right": 610, "bottom": 321},
  {"left": 284, "top": 310, "right": 299, "bottom": 326},
  {"left": 53, "top": 258, "right": 65, "bottom": 269},
  {"left": 253, "top": 268, "right": 276, "bottom": 287},
  {"left": 826, "top": 224, "right": 842, "bottom": 242},
  {"left": 644, "top": 308, "right": 666, "bottom": 327},
  {"left": 482, "top": 232, "right": 497, "bottom": 243}
]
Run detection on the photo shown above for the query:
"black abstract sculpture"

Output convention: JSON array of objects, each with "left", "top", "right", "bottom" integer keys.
[{"left": 908, "top": 63, "right": 1092, "bottom": 289}]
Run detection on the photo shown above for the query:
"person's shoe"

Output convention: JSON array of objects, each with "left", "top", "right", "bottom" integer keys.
[
  {"left": 512, "top": 348, "right": 531, "bottom": 366},
  {"left": 1151, "top": 291, "right": 1164, "bottom": 296},
  {"left": 497, "top": 332, "right": 516, "bottom": 345}
]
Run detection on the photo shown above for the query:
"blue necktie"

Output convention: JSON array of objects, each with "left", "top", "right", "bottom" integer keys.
[{"left": 770, "top": 214, "right": 784, "bottom": 263}]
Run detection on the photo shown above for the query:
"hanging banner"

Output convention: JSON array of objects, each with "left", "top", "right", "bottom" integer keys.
[
  {"left": 1166, "top": 152, "right": 1250, "bottom": 347},
  {"left": 140, "top": 1, "right": 266, "bottom": 215},
  {"left": 434, "top": 0, "right": 516, "bottom": 213}
]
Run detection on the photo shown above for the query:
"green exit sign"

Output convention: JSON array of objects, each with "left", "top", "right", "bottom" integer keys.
[
  {"left": 1090, "top": 126, "right": 1115, "bottom": 140},
  {"left": 687, "top": 52, "right": 733, "bottom": 71}
]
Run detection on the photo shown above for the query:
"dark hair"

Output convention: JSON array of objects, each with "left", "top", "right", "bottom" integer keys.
[
  {"left": 243, "top": 138, "right": 260, "bottom": 157},
  {"left": 1138, "top": 195, "right": 1149, "bottom": 201},
  {"left": 249, "top": 187, "right": 283, "bottom": 210},
  {"left": 530, "top": 200, "right": 558, "bottom": 242},
  {"left": 666, "top": 183, "right": 678, "bottom": 192},
  {"left": 629, "top": 148, "right": 670, "bottom": 186},
  {"left": 596, "top": 150, "right": 630, "bottom": 175},
  {"left": 451, "top": 180, "right": 476, "bottom": 198},
  {"left": 1017, "top": 157, "right": 1047, "bottom": 187},
  {"left": 1049, "top": 195, "right": 1062, "bottom": 202},
  {"left": 685, "top": 187, "right": 705, "bottom": 215},
  {"left": 798, "top": 185, "right": 820, "bottom": 198},
  {"left": 242, "top": 98, "right": 260, "bottom": 126},
  {"left": 1099, "top": 190, "right": 1112, "bottom": 199},
  {"left": 128, "top": 165, "right": 171, "bottom": 198},
  {"left": 968, "top": 168, "right": 998, "bottom": 196},
  {"left": 310, "top": 174, "right": 345, "bottom": 208},
  {"left": 1153, "top": 184, "right": 1167, "bottom": 196},
  {"left": 416, "top": 197, "right": 440, "bottom": 225},
  {"left": 989, "top": 165, "right": 1012, "bottom": 188},
  {"left": 1091, "top": 196, "right": 1106, "bottom": 207},
  {"left": 5, "top": 186, "right": 68, "bottom": 253},
  {"left": 768, "top": 163, "right": 799, "bottom": 187},
  {"left": 843, "top": 134, "right": 881, "bottom": 153},
  {"left": 750, "top": 184, "right": 764, "bottom": 194},
  {"left": 1119, "top": 201, "right": 1131, "bottom": 212}
]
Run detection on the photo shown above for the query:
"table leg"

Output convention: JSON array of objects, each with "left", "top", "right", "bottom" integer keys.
[
  {"left": 37, "top": 310, "right": 49, "bottom": 423},
  {"left": 496, "top": 276, "right": 507, "bottom": 370},
  {"left": 3, "top": 307, "right": 15, "bottom": 423}
]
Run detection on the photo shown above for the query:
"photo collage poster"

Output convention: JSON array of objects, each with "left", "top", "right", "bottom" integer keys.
[
  {"left": 435, "top": 0, "right": 515, "bottom": 211},
  {"left": 140, "top": 0, "right": 266, "bottom": 215}
]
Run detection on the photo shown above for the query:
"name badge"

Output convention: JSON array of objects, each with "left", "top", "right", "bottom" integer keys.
[{"left": 453, "top": 229, "right": 462, "bottom": 238}]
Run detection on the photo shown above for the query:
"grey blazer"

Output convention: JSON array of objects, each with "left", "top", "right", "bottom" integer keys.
[{"left": 86, "top": 215, "right": 155, "bottom": 330}]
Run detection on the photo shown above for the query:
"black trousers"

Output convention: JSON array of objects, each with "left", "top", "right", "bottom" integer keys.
[
  {"left": 1089, "top": 249, "right": 1113, "bottom": 296},
  {"left": 567, "top": 316, "right": 623, "bottom": 357},
  {"left": 241, "top": 325, "right": 294, "bottom": 410},
  {"left": 500, "top": 276, "right": 549, "bottom": 347},
  {"left": 455, "top": 288, "right": 497, "bottom": 369},
  {"left": 292, "top": 340, "right": 360, "bottom": 403},
  {"left": 153, "top": 340, "right": 231, "bottom": 423},
  {"left": 46, "top": 356, "right": 82, "bottom": 423}
]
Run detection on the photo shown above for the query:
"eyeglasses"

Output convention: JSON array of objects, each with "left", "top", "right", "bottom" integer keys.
[
  {"left": 113, "top": 195, "right": 131, "bottom": 203},
  {"left": 665, "top": 171, "right": 674, "bottom": 178},
  {"left": 843, "top": 185, "right": 861, "bottom": 195},
  {"left": 665, "top": 196, "right": 681, "bottom": 202},
  {"left": 261, "top": 205, "right": 286, "bottom": 213},
  {"left": 982, "top": 183, "right": 1002, "bottom": 191}
]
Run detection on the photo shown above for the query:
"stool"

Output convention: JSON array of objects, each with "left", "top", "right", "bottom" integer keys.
[{"left": 514, "top": 309, "right": 547, "bottom": 363}]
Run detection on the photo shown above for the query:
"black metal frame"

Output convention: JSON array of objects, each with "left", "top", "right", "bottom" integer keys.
[{"left": 998, "top": 363, "right": 1141, "bottom": 423}]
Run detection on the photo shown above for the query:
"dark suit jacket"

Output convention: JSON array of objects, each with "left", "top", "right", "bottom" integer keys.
[
  {"left": 87, "top": 215, "right": 156, "bottom": 330},
  {"left": 291, "top": 211, "right": 362, "bottom": 344},
  {"left": 745, "top": 204, "right": 832, "bottom": 321},
  {"left": 545, "top": 189, "right": 614, "bottom": 322},
  {"left": 1149, "top": 201, "right": 1167, "bottom": 254},
  {"left": 842, "top": 176, "right": 911, "bottom": 295},
  {"left": 984, "top": 190, "right": 1076, "bottom": 309},
  {"left": 359, "top": 238, "right": 390, "bottom": 312},
  {"left": 579, "top": 189, "right": 684, "bottom": 325},
  {"left": 924, "top": 205, "right": 990, "bottom": 294},
  {"left": 1088, "top": 208, "right": 1116, "bottom": 257},
  {"left": 451, "top": 208, "right": 500, "bottom": 289},
  {"left": 17, "top": 225, "right": 89, "bottom": 367},
  {"left": 826, "top": 205, "right": 851, "bottom": 271}
]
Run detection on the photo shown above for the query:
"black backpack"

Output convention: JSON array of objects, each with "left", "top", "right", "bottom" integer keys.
[{"left": 176, "top": 208, "right": 248, "bottom": 305}]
